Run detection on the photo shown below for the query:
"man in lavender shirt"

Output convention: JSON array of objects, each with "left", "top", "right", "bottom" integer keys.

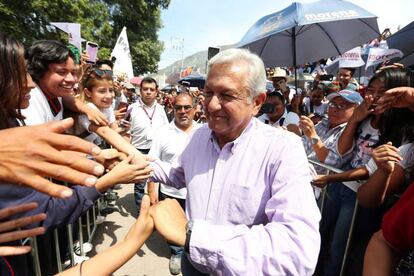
[{"left": 149, "top": 48, "right": 321, "bottom": 275}]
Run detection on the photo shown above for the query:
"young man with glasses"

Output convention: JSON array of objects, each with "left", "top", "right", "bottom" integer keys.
[
  {"left": 127, "top": 77, "right": 169, "bottom": 210},
  {"left": 147, "top": 92, "right": 200, "bottom": 275}
]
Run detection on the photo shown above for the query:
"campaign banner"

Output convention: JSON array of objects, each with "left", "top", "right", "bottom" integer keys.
[
  {"left": 338, "top": 46, "right": 365, "bottom": 68},
  {"left": 50, "top": 22, "right": 84, "bottom": 51},
  {"left": 111, "top": 27, "right": 134, "bottom": 80},
  {"left": 365, "top": 48, "right": 404, "bottom": 69}
]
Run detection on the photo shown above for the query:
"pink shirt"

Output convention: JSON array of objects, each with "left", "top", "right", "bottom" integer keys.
[{"left": 151, "top": 118, "right": 321, "bottom": 275}]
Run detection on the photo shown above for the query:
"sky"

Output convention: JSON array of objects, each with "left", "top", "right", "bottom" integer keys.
[{"left": 157, "top": 0, "right": 413, "bottom": 69}]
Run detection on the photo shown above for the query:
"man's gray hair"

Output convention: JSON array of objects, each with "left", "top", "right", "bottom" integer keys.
[{"left": 207, "top": 48, "right": 267, "bottom": 97}]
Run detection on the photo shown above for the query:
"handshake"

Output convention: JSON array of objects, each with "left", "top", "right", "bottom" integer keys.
[{"left": 129, "top": 195, "right": 188, "bottom": 249}]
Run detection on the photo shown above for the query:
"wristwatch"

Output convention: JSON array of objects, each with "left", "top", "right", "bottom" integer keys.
[
  {"left": 310, "top": 136, "right": 320, "bottom": 145},
  {"left": 184, "top": 220, "right": 193, "bottom": 254}
]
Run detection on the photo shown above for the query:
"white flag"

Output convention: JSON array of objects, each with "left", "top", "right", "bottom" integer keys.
[
  {"left": 338, "top": 46, "right": 365, "bottom": 68},
  {"left": 111, "top": 27, "right": 134, "bottom": 80},
  {"left": 50, "top": 22, "right": 84, "bottom": 51},
  {"left": 365, "top": 48, "right": 404, "bottom": 69}
]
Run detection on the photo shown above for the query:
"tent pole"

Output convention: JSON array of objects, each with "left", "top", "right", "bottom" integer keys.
[{"left": 292, "top": 27, "right": 298, "bottom": 94}]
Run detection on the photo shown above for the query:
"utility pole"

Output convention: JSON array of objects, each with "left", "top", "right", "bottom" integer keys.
[{"left": 171, "top": 37, "right": 184, "bottom": 78}]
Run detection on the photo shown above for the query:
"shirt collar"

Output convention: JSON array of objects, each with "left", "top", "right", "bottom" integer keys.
[{"left": 209, "top": 118, "right": 255, "bottom": 154}]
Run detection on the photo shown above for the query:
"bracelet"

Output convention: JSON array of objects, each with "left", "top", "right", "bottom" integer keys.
[{"left": 79, "top": 260, "right": 85, "bottom": 276}]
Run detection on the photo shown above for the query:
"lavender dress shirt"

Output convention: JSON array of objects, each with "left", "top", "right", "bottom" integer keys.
[{"left": 151, "top": 118, "right": 321, "bottom": 275}]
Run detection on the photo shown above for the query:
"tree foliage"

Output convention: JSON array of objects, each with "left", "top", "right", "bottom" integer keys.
[{"left": 0, "top": 0, "right": 170, "bottom": 74}]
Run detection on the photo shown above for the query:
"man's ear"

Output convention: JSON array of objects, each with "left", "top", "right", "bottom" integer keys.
[{"left": 252, "top": 92, "right": 267, "bottom": 116}]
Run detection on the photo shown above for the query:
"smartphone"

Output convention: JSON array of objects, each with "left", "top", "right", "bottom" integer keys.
[
  {"left": 259, "top": 103, "right": 275, "bottom": 114},
  {"left": 85, "top": 41, "right": 99, "bottom": 63},
  {"left": 124, "top": 106, "right": 133, "bottom": 121}
]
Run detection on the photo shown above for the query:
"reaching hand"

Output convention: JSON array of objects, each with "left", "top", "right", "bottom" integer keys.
[
  {"left": 372, "top": 142, "right": 402, "bottom": 174},
  {"left": 375, "top": 86, "right": 414, "bottom": 113},
  {"left": 0, "top": 118, "right": 104, "bottom": 198},
  {"left": 299, "top": 116, "right": 317, "bottom": 138},
  {"left": 115, "top": 107, "right": 127, "bottom": 121},
  {"left": 93, "top": 149, "right": 127, "bottom": 172},
  {"left": 150, "top": 199, "right": 187, "bottom": 246},
  {"left": 311, "top": 175, "right": 329, "bottom": 188},
  {"left": 106, "top": 155, "right": 153, "bottom": 184},
  {"left": 349, "top": 95, "right": 375, "bottom": 123},
  {"left": 0, "top": 203, "right": 46, "bottom": 256},
  {"left": 125, "top": 195, "right": 154, "bottom": 242},
  {"left": 86, "top": 107, "right": 109, "bottom": 126},
  {"left": 147, "top": 182, "right": 159, "bottom": 205}
]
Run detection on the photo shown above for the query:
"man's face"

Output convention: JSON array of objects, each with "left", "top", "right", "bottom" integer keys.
[
  {"left": 272, "top": 77, "right": 286, "bottom": 91},
  {"left": 310, "top": 89, "right": 324, "bottom": 106},
  {"left": 265, "top": 96, "right": 285, "bottom": 122},
  {"left": 204, "top": 62, "right": 264, "bottom": 144},
  {"left": 338, "top": 68, "right": 353, "bottom": 88},
  {"left": 140, "top": 81, "right": 157, "bottom": 105},
  {"left": 327, "top": 97, "right": 356, "bottom": 127},
  {"left": 174, "top": 95, "right": 195, "bottom": 130},
  {"left": 38, "top": 57, "right": 78, "bottom": 97}
]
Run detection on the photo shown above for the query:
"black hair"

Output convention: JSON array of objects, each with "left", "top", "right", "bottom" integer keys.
[
  {"left": 140, "top": 76, "right": 158, "bottom": 89},
  {"left": 96, "top": 59, "right": 114, "bottom": 70},
  {"left": 25, "top": 40, "right": 76, "bottom": 83},
  {"left": 340, "top": 67, "right": 356, "bottom": 77},
  {"left": 374, "top": 67, "right": 414, "bottom": 147},
  {"left": 267, "top": 91, "right": 285, "bottom": 104},
  {"left": 0, "top": 33, "right": 26, "bottom": 129}
]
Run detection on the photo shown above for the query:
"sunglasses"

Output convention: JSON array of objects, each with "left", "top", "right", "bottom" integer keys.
[
  {"left": 84, "top": 69, "right": 114, "bottom": 85},
  {"left": 92, "top": 69, "right": 113, "bottom": 77},
  {"left": 174, "top": 105, "right": 193, "bottom": 111}
]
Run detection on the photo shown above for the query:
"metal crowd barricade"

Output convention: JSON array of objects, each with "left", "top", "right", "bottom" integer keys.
[
  {"left": 28, "top": 186, "right": 106, "bottom": 276},
  {"left": 308, "top": 159, "right": 361, "bottom": 276}
]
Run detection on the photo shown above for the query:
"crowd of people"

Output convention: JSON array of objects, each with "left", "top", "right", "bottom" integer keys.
[{"left": 0, "top": 31, "right": 414, "bottom": 276}]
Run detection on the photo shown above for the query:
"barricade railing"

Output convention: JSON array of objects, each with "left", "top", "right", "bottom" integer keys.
[
  {"left": 308, "top": 159, "right": 361, "bottom": 276},
  {"left": 27, "top": 192, "right": 106, "bottom": 275}
]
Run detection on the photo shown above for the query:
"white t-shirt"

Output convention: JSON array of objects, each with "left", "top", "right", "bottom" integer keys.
[
  {"left": 303, "top": 97, "right": 328, "bottom": 117},
  {"left": 365, "top": 143, "right": 414, "bottom": 183},
  {"left": 342, "top": 117, "right": 380, "bottom": 192},
  {"left": 129, "top": 100, "right": 169, "bottom": 149},
  {"left": 78, "top": 102, "right": 116, "bottom": 144},
  {"left": 148, "top": 121, "right": 200, "bottom": 199},
  {"left": 22, "top": 86, "right": 63, "bottom": 125},
  {"left": 258, "top": 109, "right": 300, "bottom": 128}
]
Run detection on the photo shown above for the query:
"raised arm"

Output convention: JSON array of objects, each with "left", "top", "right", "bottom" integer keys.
[
  {"left": 357, "top": 143, "right": 404, "bottom": 208},
  {"left": 62, "top": 96, "right": 109, "bottom": 126},
  {"left": 57, "top": 195, "right": 154, "bottom": 276},
  {"left": 337, "top": 96, "right": 374, "bottom": 155},
  {"left": 89, "top": 124, "right": 146, "bottom": 166}
]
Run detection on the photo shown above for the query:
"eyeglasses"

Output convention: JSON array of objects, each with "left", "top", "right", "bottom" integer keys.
[
  {"left": 174, "top": 105, "right": 193, "bottom": 111},
  {"left": 328, "top": 102, "right": 354, "bottom": 110}
]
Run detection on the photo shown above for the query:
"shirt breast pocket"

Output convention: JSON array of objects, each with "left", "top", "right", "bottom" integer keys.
[{"left": 227, "top": 184, "right": 267, "bottom": 226}]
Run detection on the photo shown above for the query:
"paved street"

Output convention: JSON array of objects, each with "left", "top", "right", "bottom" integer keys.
[{"left": 90, "top": 184, "right": 180, "bottom": 276}]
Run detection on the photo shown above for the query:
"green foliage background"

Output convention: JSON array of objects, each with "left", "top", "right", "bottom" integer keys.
[{"left": 0, "top": 0, "right": 170, "bottom": 74}]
